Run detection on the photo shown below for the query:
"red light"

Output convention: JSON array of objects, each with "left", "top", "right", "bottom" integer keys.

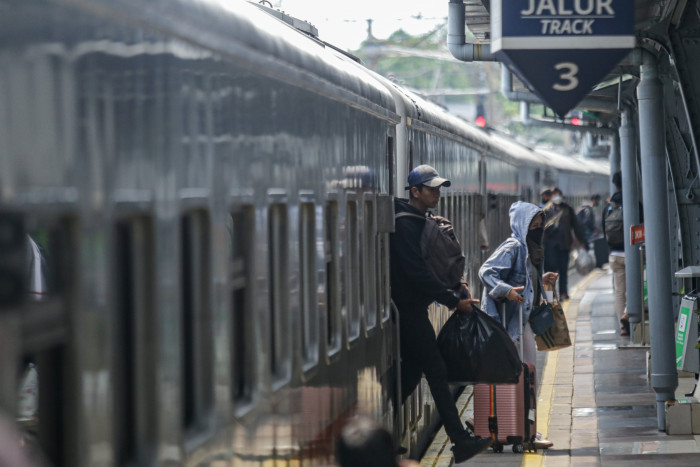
[
  {"left": 475, "top": 116, "right": 486, "bottom": 127},
  {"left": 570, "top": 117, "right": 581, "bottom": 126}
]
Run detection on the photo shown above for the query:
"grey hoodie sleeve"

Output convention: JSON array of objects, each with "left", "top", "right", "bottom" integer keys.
[{"left": 479, "top": 241, "right": 519, "bottom": 301}]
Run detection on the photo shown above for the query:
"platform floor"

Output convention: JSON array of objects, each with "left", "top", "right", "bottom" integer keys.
[{"left": 420, "top": 267, "right": 700, "bottom": 466}]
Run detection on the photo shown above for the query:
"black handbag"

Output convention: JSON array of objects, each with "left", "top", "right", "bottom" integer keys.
[{"left": 528, "top": 274, "right": 555, "bottom": 336}]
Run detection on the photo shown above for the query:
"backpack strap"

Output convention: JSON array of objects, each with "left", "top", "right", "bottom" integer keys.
[{"left": 395, "top": 212, "right": 426, "bottom": 221}]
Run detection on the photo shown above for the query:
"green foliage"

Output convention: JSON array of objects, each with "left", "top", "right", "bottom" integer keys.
[{"left": 354, "top": 25, "right": 575, "bottom": 149}]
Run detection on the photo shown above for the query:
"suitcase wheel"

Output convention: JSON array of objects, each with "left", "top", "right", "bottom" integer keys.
[{"left": 512, "top": 443, "right": 524, "bottom": 454}]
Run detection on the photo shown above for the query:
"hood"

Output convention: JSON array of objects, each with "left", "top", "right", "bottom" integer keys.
[
  {"left": 509, "top": 201, "right": 543, "bottom": 243},
  {"left": 394, "top": 197, "right": 423, "bottom": 216}
]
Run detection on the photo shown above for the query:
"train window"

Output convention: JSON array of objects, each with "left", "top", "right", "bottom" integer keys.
[
  {"left": 345, "top": 199, "right": 360, "bottom": 341},
  {"left": 230, "top": 206, "right": 256, "bottom": 407},
  {"left": 457, "top": 194, "right": 465, "bottom": 248},
  {"left": 386, "top": 135, "right": 394, "bottom": 195},
  {"left": 378, "top": 229, "right": 391, "bottom": 323},
  {"left": 363, "top": 197, "right": 377, "bottom": 331},
  {"left": 15, "top": 218, "right": 78, "bottom": 466},
  {"left": 180, "top": 209, "right": 214, "bottom": 438},
  {"left": 113, "top": 216, "right": 157, "bottom": 466},
  {"left": 299, "top": 202, "right": 319, "bottom": 369},
  {"left": 268, "top": 203, "right": 290, "bottom": 385},
  {"left": 324, "top": 200, "right": 341, "bottom": 356}
]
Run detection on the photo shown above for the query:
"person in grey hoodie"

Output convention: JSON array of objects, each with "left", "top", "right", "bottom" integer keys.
[
  {"left": 479, "top": 201, "right": 558, "bottom": 360},
  {"left": 479, "top": 201, "right": 559, "bottom": 449},
  {"left": 478, "top": 200, "right": 558, "bottom": 449}
]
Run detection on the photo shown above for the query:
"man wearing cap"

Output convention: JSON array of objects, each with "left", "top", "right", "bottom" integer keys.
[{"left": 390, "top": 165, "right": 492, "bottom": 463}]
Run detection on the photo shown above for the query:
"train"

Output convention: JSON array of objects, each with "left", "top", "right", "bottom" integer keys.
[{"left": 0, "top": 0, "right": 609, "bottom": 465}]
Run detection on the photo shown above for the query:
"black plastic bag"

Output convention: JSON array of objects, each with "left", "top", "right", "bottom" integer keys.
[{"left": 437, "top": 307, "right": 522, "bottom": 384}]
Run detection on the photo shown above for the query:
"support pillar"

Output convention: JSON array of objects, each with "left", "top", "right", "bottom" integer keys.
[
  {"left": 609, "top": 133, "right": 621, "bottom": 197},
  {"left": 620, "top": 110, "right": 643, "bottom": 325},
  {"left": 637, "top": 51, "right": 678, "bottom": 430}
]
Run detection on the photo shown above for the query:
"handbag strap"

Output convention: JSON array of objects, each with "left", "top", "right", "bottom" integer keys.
[{"left": 536, "top": 272, "right": 549, "bottom": 304}]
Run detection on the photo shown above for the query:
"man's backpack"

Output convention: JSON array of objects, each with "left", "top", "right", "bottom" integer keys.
[
  {"left": 395, "top": 212, "right": 466, "bottom": 289},
  {"left": 576, "top": 205, "right": 594, "bottom": 231},
  {"left": 604, "top": 205, "right": 624, "bottom": 248}
]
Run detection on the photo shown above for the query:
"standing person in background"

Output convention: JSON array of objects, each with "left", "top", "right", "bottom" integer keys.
[
  {"left": 478, "top": 212, "right": 489, "bottom": 251},
  {"left": 390, "top": 165, "right": 492, "bottom": 463},
  {"left": 603, "top": 171, "right": 629, "bottom": 336},
  {"left": 576, "top": 194, "right": 602, "bottom": 244},
  {"left": 543, "top": 187, "right": 586, "bottom": 300},
  {"left": 479, "top": 201, "right": 558, "bottom": 449},
  {"left": 539, "top": 188, "right": 553, "bottom": 208}
]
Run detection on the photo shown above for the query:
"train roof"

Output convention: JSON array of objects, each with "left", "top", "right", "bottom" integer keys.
[
  {"left": 485, "top": 131, "right": 549, "bottom": 168},
  {"left": 384, "top": 84, "right": 493, "bottom": 150},
  {"left": 536, "top": 148, "right": 611, "bottom": 176},
  {"left": 201, "top": 0, "right": 398, "bottom": 116},
  {"left": 7, "top": 0, "right": 398, "bottom": 120}
]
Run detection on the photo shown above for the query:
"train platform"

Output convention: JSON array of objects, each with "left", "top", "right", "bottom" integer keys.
[{"left": 420, "top": 267, "right": 700, "bottom": 467}]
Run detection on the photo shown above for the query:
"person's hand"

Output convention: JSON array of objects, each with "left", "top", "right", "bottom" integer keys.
[
  {"left": 507, "top": 286, "right": 525, "bottom": 303},
  {"left": 543, "top": 272, "right": 559, "bottom": 286},
  {"left": 456, "top": 298, "right": 479, "bottom": 313}
]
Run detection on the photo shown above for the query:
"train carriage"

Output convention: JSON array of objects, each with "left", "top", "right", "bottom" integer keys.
[{"left": 0, "top": 1, "right": 609, "bottom": 466}]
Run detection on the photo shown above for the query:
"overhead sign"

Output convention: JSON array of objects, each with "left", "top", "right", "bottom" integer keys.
[{"left": 492, "top": 0, "right": 635, "bottom": 117}]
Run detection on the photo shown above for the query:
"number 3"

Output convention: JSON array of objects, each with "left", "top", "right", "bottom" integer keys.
[{"left": 552, "top": 62, "right": 579, "bottom": 91}]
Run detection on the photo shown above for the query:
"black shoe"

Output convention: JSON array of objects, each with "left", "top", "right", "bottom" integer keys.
[
  {"left": 452, "top": 437, "right": 493, "bottom": 463},
  {"left": 396, "top": 445, "right": 408, "bottom": 455}
]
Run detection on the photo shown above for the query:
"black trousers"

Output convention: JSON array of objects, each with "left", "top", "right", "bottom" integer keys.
[
  {"left": 399, "top": 306, "right": 468, "bottom": 444},
  {"left": 544, "top": 244, "right": 570, "bottom": 295}
]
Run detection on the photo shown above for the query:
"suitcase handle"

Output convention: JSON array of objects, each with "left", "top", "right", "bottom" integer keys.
[{"left": 500, "top": 301, "right": 524, "bottom": 359}]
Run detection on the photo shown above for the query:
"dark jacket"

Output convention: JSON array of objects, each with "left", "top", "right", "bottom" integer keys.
[
  {"left": 390, "top": 198, "right": 460, "bottom": 313},
  {"left": 543, "top": 201, "right": 586, "bottom": 251}
]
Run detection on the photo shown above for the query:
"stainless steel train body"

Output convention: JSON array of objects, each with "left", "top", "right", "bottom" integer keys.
[{"left": 0, "top": 0, "right": 608, "bottom": 465}]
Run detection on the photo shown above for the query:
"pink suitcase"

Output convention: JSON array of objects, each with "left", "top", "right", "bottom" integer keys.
[
  {"left": 472, "top": 303, "right": 537, "bottom": 453},
  {"left": 473, "top": 362, "right": 536, "bottom": 453}
]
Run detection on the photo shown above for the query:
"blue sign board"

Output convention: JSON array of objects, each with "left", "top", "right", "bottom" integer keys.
[{"left": 492, "top": 0, "right": 635, "bottom": 117}]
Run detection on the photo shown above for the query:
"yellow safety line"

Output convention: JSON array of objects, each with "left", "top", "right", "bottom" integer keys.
[{"left": 522, "top": 270, "right": 605, "bottom": 467}]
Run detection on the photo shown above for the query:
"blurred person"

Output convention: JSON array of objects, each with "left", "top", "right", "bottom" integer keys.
[
  {"left": 543, "top": 187, "right": 586, "bottom": 300},
  {"left": 479, "top": 201, "right": 558, "bottom": 449},
  {"left": 478, "top": 212, "right": 489, "bottom": 251},
  {"left": 335, "top": 417, "right": 419, "bottom": 467},
  {"left": 603, "top": 171, "right": 629, "bottom": 336},
  {"left": 391, "top": 165, "right": 492, "bottom": 463},
  {"left": 539, "top": 188, "right": 553, "bottom": 208},
  {"left": 576, "top": 194, "right": 602, "bottom": 243}
]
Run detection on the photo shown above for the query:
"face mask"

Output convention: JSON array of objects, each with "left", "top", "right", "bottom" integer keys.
[
  {"left": 552, "top": 195, "right": 563, "bottom": 205},
  {"left": 527, "top": 227, "right": 544, "bottom": 244},
  {"left": 527, "top": 227, "right": 545, "bottom": 266}
]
